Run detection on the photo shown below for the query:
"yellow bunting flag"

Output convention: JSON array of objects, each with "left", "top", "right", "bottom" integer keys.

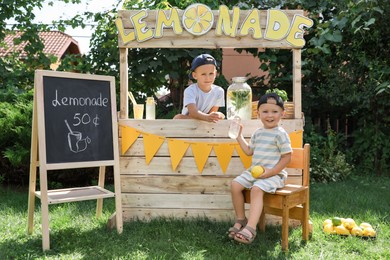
[
  {"left": 191, "top": 142, "right": 213, "bottom": 173},
  {"left": 235, "top": 144, "right": 252, "bottom": 169},
  {"left": 142, "top": 132, "right": 165, "bottom": 165},
  {"left": 167, "top": 139, "right": 190, "bottom": 171},
  {"left": 213, "top": 143, "right": 235, "bottom": 173},
  {"left": 289, "top": 130, "right": 303, "bottom": 148},
  {"left": 121, "top": 126, "right": 141, "bottom": 154}
]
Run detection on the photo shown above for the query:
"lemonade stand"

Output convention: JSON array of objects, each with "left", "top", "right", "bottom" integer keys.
[{"left": 115, "top": 4, "right": 313, "bottom": 223}]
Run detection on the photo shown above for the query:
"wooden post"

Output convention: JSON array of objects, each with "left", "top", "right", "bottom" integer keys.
[
  {"left": 27, "top": 92, "right": 38, "bottom": 234},
  {"left": 293, "top": 49, "right": 302, "bottom": 119},
  {"left": 119, "top": 48, "right": 128, "bottom": 119},
  {"left": 96, "top": 166, "right": 106, "bottom": 218}
]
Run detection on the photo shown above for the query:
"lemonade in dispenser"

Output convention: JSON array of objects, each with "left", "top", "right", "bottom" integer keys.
[{"left": 226, "top": 77, "right": 252, "bottom": 120}]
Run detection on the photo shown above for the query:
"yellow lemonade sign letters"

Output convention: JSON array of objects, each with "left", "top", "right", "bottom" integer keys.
[{"left": 116, "top": 4, "right": 313, "bottom": 47}]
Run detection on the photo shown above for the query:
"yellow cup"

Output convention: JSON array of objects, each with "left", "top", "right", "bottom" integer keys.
[{"left": 133, "top": 104, "right": 144, "bottom": 119}]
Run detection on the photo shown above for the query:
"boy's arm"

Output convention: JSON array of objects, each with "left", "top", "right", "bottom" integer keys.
[
  {"left": 261, "top": 152, "right": 292, "bottom": 178},
  {"left": 236, "top": 125, "right": 254, "bottom": 156},
  {"left": 187, "top": 104, "right": 221, "bottom": 122}
]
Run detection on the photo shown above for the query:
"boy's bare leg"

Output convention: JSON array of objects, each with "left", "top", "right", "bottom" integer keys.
[
  {"left": 236, "top": 186, "right": 264, "bottom": 239},
  {"left": 230, "top": 181, "right": 246, "bottom": 232}
]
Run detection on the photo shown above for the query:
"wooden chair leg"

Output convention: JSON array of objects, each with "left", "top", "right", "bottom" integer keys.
[
  {"left": 258, "top": 207, "right": 266, "bottom": 232},
  {"left": 281, "top": 205, "right": 289, "bottom": 251},
  {"left": 302, "top": 201, "right": 309, "bottom": 240}
]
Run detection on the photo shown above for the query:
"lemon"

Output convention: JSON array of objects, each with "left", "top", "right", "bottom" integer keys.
[
  {"left": 323, "top": 223, "right": 335, "bottom": 235},
  {"left": 362, "top": 227, "right": 376, "bottom": 237},
  {"left": 182, "top": 4, "right": 214, "bottom": 36},
  {"left": 332, "top": 217, "right": 342, "bottom": 226},
  {"left": 251, "top": 165, "right": 264, "bottom": 178},
  {"left": 343, "top": 218, "right": 356, "bottom": 230},
  {"left": 216, "top": 112, "right": 225, "bottom": 119},
  {"left": 335, "top": 225, "right": 350, "bottom": 235},
  {"left": 359, "top": 222, "right": 372, "bottom": 229},
  {"left": 351, "top": 226, "right": 363, "bottom": 236},
  {"left": 323, "top": 219, "right": 332, "bottom": 227}
]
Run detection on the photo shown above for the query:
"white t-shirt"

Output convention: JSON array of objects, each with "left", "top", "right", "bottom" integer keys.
[{"left": 181, "top": 83, "right": 225, "bottom": 115}]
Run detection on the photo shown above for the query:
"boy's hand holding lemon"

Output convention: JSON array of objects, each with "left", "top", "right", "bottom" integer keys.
[{"left": 251, "top": 165, "right": 264, "bottom": 178}]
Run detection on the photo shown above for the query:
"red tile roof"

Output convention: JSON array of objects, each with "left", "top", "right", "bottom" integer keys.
[{"left": 0, "top": 31, "right": 80, "bottom": 58}]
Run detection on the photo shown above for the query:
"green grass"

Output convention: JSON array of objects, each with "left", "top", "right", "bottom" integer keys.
[{"left": 1, "top": 175, "right": 389, "bottom": 259}]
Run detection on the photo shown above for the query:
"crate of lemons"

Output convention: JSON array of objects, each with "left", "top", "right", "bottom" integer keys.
[{"left": 323, "top": 217, "right": 376, "bottom": 238}]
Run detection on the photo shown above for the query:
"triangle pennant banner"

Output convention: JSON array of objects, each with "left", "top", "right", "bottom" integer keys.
[
  {"left": 289, "top": 130, "right": 303, "bottom": 148},
  {"left": 213, "top": 143, "right": 235, "bottom": 173},
  {"left": 235, "top": 144, "right": 252, "bottom": 169},
  {"left": 121, "top": 127, "right": 303, "bottom": 172},
  {"left": 191, "top": 142, "right": 213, "bottom": 173},
  {"left": 167, "top": 139, "right": 190, "bottom": 171},
  {"left": 142, "top": 132, "right": 165, "bottom": 165},
  {"left": 121, "top": 126, "right": 141, "bottom": 154}
]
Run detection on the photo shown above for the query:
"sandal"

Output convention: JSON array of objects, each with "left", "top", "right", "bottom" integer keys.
[
  {"left": 234, "top": 225, "right": 257, "bottom": 244},
  {"left": 228, "top": 218, "right": 248, "bottom": 239}
]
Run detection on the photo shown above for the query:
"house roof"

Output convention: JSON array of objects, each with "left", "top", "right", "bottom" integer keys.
[{"left": 0, "top": 31, "right": 81, "bottom": 59}]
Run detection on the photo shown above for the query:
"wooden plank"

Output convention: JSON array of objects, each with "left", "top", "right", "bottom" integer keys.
[
  {"left": 120, "top": 156, "right": 302, "bottom": 176},
  {"left": 121, "top": 174, "right": 302, "bottom": 195},
  {"left": 118, "top": 119, "right": 304, "bottom": 138},
  {"left": 121, "top": 175, "right": 232, "bottom": 194},
  {"left": 35, "top": 186, "right": 115, "bottom": 204},
  {"left": 122, "top": 208, "right": 302, "bottom": 227},
  {"left": 121, "top": 157, "right": 244, "bottom": 176},
  {"left": 117, "top": 9, "right": 305, "bottom": 49},
  {"left": 117, "top": 10, "right": 302, "bottom": 29},
  {"left": 119, "top": 48, "right": 128, "bottom": 119},
  {"left": 120, "top": 138, "right": 306, "bottom": 161},
  {"left": 119, "top": 30, "right": 297, "bottom": 49},
  {"left": 122, "top": 208, "right": 238, "bottom": 222},
  {"left": 121, "top": 138, "right": 238, "bottom": 157},
  {"left": 122, "top": 193, "right": 233, "bottom": 209},
  {"left": 293, "top": 49, "right": 302, "bottom": 118}
]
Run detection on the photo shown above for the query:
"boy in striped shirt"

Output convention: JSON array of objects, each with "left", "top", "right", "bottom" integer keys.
[{"left": 228, "top": 93, "right": 292, "bottom": 244}]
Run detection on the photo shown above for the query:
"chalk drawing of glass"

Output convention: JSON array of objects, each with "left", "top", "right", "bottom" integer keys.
[{"left": 65, "top": 120, "right": 91, "bottom": 153}]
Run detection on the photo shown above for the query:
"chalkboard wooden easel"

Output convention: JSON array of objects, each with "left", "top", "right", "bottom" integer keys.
[{"left": 27, "top": 70, "right": 123, "bottom": 251}]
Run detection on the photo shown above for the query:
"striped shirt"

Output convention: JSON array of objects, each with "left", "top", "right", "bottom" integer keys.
[{"left": 249, "top": 126, "right": 292, "bottom": 178}]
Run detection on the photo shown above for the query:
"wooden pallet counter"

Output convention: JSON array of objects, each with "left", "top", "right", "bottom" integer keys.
[{"left": 119, "top": 118, "right": 304, "bottom": 222}]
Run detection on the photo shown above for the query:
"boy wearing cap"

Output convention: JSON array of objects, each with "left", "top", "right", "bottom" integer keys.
[
  {"left": 173, "top": 54, "right": 225, "bottom": 122},
  {"left": 228, "top": 93, "right": 292, "bottom": 244}
]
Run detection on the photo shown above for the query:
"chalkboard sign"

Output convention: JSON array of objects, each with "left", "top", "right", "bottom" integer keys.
[
  {"left": 30, "top": 71, "right": 122, "bottom": 250},
  {"left": 35, "top": 70, "right": 117, "bottom": 167}
]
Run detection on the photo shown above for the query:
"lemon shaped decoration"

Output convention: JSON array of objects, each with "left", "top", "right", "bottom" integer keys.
[{"left": 182, "top": 4, "right": 214, "bottom": 36}]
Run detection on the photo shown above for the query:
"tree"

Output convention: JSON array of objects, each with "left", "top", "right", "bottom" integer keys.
[
  {"left": 0, "top": 0, "right": 83, "bottom": 184},
  {"left": 246, "top": 0, "right": 390, "bottom": 175}
]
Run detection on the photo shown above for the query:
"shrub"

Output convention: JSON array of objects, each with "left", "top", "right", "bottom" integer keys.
[
  {"left": 304, "top": 126, "right": 354, "bottom": 183},
  {"left": 0, "top": 89, "right": 33, "bottom": 184}
]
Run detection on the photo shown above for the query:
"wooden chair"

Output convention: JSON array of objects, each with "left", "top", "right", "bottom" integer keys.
[{"left": 243, "top": 143, "right": 311, "bottom": 251}]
